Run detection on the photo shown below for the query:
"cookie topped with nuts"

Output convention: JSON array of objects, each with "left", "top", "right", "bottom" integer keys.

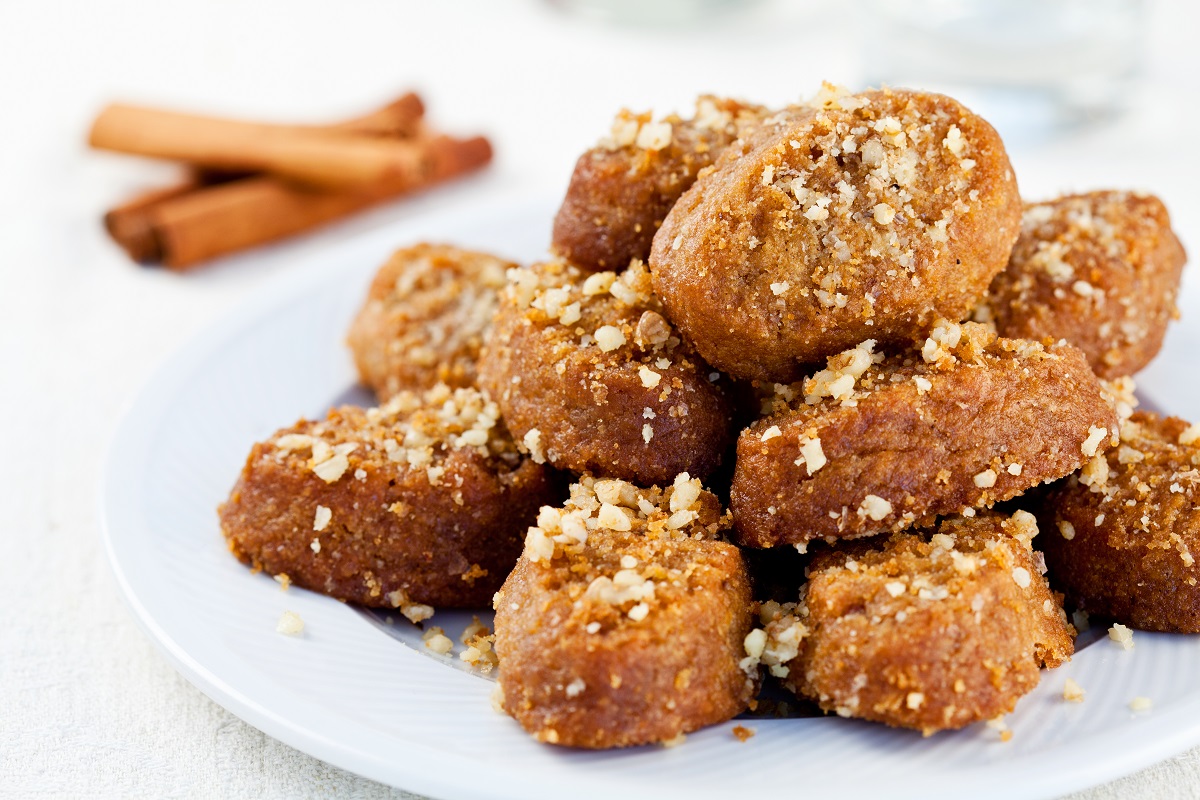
[
  {"left": 219, "top": 384, "right": 561, "bottom": 609},
  {"left": 493, "top": 476, "right": 752, "bottom": 748},
  {"left": 1038, "top": 410, "right": 1200, "bottom": 632},
  {"left": 552, "top": 95, "right": 769, "bottom": 272},
  {"left": 650, "top": 85, "right": 1022, "bottom": 382},
  {"left": 984, "top": 191, "right": 1186, "bottom": 379},
  {"left": 731, "top": 324, "right": 1119, "bottom": 548},
  {"left": 781, "top": 511, "right": 1074, "bottom": 735},
  {"left": 347, "top": 244, "right": 514, "bottom": 400},
  {"left": 479, "top": 258, "right": 734, "bottom": 485}
]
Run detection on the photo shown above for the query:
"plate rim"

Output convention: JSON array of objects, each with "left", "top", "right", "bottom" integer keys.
[{"left": 99, "top": 193, "right": 1200, "bottom": 800}]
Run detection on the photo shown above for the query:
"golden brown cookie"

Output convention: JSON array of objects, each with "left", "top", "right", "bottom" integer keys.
[
  {"left": 219, "top": 385, "right": 559, "bottom": 610},
  {"left": 552, "top": 96, "right": 767, "bottom": 272},
  {"left": 984, "top": 191, "right": 1186, "bottom": 379},
  {"left": 346, "top": 244, "right": 513, "bottom": 400},
  {"left": 1038, "top": 410, "right": 1200, "bottom": 632},
  {"left": 493, "top": 475, "right": 754, "bottom": 748},
  {"left": 479, "top": 258, "right": 734, "bottom": 485},
  {"left": 731, "top": 325, "right": 1119, "bottom": 549},
  {"left": 650, "top": 85, "right": 1022, "bottom": 381},
  {"left": 768, "top": 512, "right": 1073, "bottom": 735}
]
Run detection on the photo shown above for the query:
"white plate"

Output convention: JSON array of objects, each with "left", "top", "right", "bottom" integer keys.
[{"left": 102, "top": 195, "right": 1200, "bottom": 800}]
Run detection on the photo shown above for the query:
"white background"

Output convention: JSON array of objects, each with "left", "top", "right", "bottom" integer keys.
[{"left": 2, "top": 1, "right": 1199, "bottom": 797}]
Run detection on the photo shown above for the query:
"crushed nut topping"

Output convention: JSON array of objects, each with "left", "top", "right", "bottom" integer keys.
[
  {"left": 521, "top": 473, "right": 721, "bottom": 564},
  {"left": 312, "top": 505, "right": 331, "bottom": 532},
  {"left": 858, "top": 494, "right": 892, "bottom": 521},
  {"left": 804, "top": 340, "right": 883, "bottom": 405},
  {"left": 740, "top": 600, "right": 809, "bottom": 679},
  {"left": 1109, "top": 623, "right": 1135, "bottom": 651},
  {"left": 793, "top": 433, "right": 827, "bottom": 476},
  {"left": 275, "top": 610, "right": 304, "bottom": 636},
  {"left": 1081, "top": 425, "right": 1108, "bottom": 457}
]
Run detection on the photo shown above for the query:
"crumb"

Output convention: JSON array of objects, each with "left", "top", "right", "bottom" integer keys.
[
  {"left": 1109, "top": 623, "right": 1135, "bottom": 651},
  {"left": 423, "top": 627, "right": 454, "bottom": 655},
  {"left": 313, "top": 505, "right": 331, "bottom": 531},
  {"left": 275, "top": 610, "right": 304, "bottom": 636},
  {"left": 1011, "top": 567, "right": 1031, "bottom": 589},
  {"left": 1130, "top": 696, "right": 1153, "bottom": 712},
  {"left": 401, "top": 603, "right": 434, "bottom": 624},
  {"left": 594, "top": 325, "right": 627, "bottom": 352},
  {"left": 490, "top": 683, "right": 506, "bottom": 714},
  {"left": 1180, "top": 424, "right": 1200, "bottom": 446},
  {"left": 986, "top": 716, "right": 1012, "bottom": 742},
  {"left": 454, "top": 562, "right": 486, "bottom": 587},
  {"left": 732, "top": 725, "right": 756, "bottom": 742},
  {"left": 974, "top": 468, "right": 997, "bottom": 488},
  {"left": 1063, "top": 678, "right": 1085, "bottom": 703},
  {"left": 1081, "top": 425, "right": 1108, "bottom": 457},
  {"left": 858, "top": 494, "right": 892, "bottom": 521},
  {"left": 460, "top": 630, "right": 500, "bottom": 673}
]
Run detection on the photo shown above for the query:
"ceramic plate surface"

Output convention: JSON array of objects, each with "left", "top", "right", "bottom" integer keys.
[{"left": 102, "top": 196, "right": 1200, "bottom": 800}]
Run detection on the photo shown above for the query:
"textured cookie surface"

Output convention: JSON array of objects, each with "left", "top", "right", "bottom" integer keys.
[
  {"left": 220, "top": 385, "right": 559, "bottom": 609},
  {"left": 347, "top": 243, "right": 513, "bottom": 400},
  {"left": 732, "top": 326, "right": 1119, "bottom": 548},
  {"left": 494, "top": 476, "right": 754, "bottom": 748},
  {"left": 479, "top": 259, "right": 733, "bottom": 485},
  {"left": 986, "top": 191, "right": 1186, "bottom": 378},
  {"left": 780, "top": 512, "right": 1073, "bottom": 734},
  {"left": 650, "top": 85, "right": 1021, "bottom": 381},
  {"left": 1039, "top": 410, "right": 1200, "bottom": 632}
]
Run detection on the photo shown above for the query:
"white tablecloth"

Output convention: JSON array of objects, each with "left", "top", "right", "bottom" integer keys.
[{"left": 3, "top": 1, "right": 1199, "bottom": 796}]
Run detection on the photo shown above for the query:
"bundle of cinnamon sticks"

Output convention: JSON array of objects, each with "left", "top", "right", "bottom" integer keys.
[{"left": 91, "top": 93, "right": 492, "bottom": 270}]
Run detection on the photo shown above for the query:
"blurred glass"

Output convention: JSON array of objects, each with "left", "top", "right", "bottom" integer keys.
[
  {"left": 862, "top": 0, "right": 1147, "bottom": 142},
  {"left": 547, "top": 0, "right": 750, "bottom": 27}
]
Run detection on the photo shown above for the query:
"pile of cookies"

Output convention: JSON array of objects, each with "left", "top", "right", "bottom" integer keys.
[{"left": 219, "top": 84, "right": 1191, "bottom": 746}]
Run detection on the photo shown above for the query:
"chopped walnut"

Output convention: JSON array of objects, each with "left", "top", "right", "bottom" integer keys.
[
  {"left": 275, "top": 610, "right": 304, "bottom": 636},
  {"left": 857, "top": 494, "right": 892, "bottom": 521},
  {"left": 312, "top": 505, "right": 331, "bottom": 531},
  {"left": 740, "top": 600, "right": 809, "bottom": 678},
  {"left": 1109, "top": 623, "right": 1135, "bottom": 651},
  {"left": 1081, "top": 426, "right": 1108, "bottom": 457}
]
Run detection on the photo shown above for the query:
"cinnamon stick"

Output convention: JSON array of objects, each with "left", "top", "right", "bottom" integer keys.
[
  {"left": 188, "top": 93, "right": 427, "bottom": 183},
  {"left": 90, "top": 99, "right": 435, "bottom": 189},
  {"left": 104, "top": 181, "right": 212, "bottom": 263},
  {"left": 103, "top": 93, "right": 428, "bottom": 260},
  {"left": 328, "top": 92, "right": 425, "bottom": 139},
  {"left": 129, "top": 135, "right": 491, "bottom": 270}
]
